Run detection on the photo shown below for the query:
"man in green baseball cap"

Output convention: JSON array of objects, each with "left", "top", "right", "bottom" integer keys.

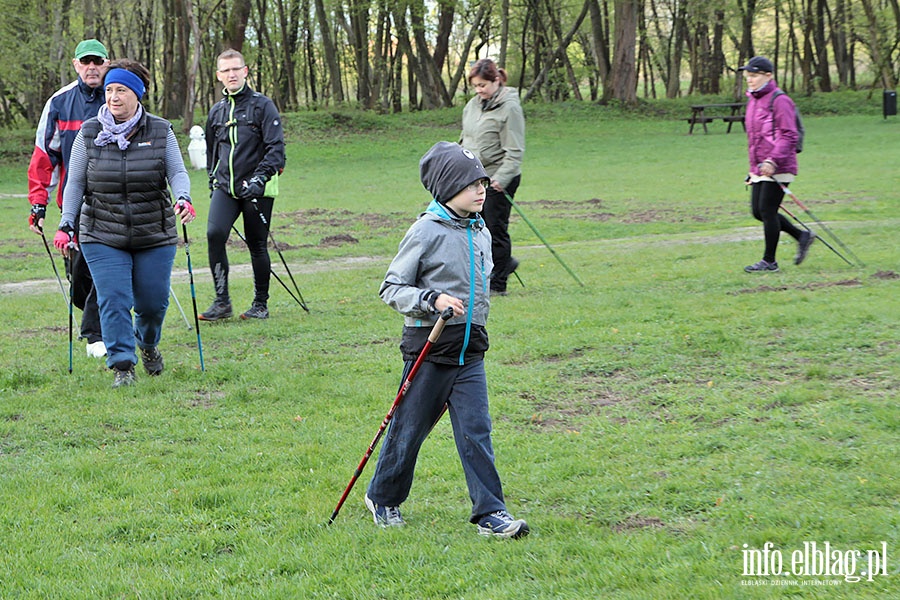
[{"left": 27, "top": 38, "right": 111, "bottom": 358}]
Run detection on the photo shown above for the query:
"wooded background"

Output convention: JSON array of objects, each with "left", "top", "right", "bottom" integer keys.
[{"left": 3, "top": 0, "right": 899, "bottom": 130}]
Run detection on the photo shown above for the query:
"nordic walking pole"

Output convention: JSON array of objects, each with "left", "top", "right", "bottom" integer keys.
[
  {"left": 503, "top": 191, "right": 585, "bottom": 287},
  {"left": 65, "top": 253, "right": 73, "bottom": 374},
  {"left": 169, "top": 286, "right": 192, "bottom": 329},
  {"left": 328, "top": 307, "right": 455, "bottom": 525},
  {"left": 778, "top": 184, "right": 864, "bottom": 267},
  {"left": 230, "top": 225, "right": 306, "bottom": 310},
  {"left": 246, "top": 197, "right": 310, "bottom": 312},
  {"left": 779, "top": 205, "right": 853, "bottom": 266},
  {"left": 182, "top": 224, "right": 205, "bottom": 372},
  {"left": 40, "top": 232, "right": 70, "bottom": 310}
]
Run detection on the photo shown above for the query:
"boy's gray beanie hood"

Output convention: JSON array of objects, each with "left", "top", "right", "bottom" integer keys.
[{"left": 419, "top": 141, "right": 489, "bottom": 204}]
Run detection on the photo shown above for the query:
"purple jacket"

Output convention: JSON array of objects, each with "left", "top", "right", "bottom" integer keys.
[{"left": 745, "top": 80, "right": 798, "bottom": 176}]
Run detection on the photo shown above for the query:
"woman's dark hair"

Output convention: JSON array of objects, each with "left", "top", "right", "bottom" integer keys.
[
  {"left": 107, "top": 58, "right": 151, "bottom": 88},
  {"left": 468, "top": 58, "right": 507, "bottom": 85}
]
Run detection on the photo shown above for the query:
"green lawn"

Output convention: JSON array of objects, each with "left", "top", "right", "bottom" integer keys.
[{"left": 0, "top": 101, "right": 897, "bottom": 598}]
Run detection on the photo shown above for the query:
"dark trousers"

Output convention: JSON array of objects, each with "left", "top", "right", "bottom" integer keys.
[
  {"left": 68, "top": 246, "right": 103, "bottom": 343},
  {"left": 483, "top": 175, "right": 520, "bottom": 291},
  {"left": 367, "top": 359, "right": 508, "bottom": 522},
  {"left": 206, "top": 188, "right": 273, "bottom": 304},
  {"left": 750, "top": 181, "right": 803, "bottom": 263}
]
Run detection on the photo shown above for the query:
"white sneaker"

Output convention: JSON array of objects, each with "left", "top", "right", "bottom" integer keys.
[{"left": 86, "top": 341, "right": 107, "bottom": 358}]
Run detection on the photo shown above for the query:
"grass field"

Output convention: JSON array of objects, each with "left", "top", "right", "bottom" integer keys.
[{"left": 0, "top": 98, "right": 897, "bottom": 598}]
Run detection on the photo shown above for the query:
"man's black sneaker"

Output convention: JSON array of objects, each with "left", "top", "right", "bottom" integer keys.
[
  {"left": 744, "top": 260, "right": 779, "bottom": 273},
  {"left": 140, "top": 346, "right": 164, "bottom": 376},
  {"left": 476, "top": 510, "right": 529, "bottom": 539},
  {"left": 794, "top": 230, "right": 816, "bottom": 265},
  {"left": 364, "top": 494, "right": 405, "bottom": 527},
  {"left": 112, "top": 365, "right": 136, "bottom": 388},
  {"left": 240, "top": 302, "right": 269, "bottom": 320},
  {"left": 199, "top": 299, "right": 233, "bottom": 321}
]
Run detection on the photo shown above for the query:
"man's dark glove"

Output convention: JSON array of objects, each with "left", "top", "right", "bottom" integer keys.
[
  {"left": 208, "top": 175, "right": 219, "bottom": 192},
  {"left": 29, "top": 204, "right": 47, "bottom": 231},
  {"left": 240, "top": 176, "right": 266, "bottom": 199}
]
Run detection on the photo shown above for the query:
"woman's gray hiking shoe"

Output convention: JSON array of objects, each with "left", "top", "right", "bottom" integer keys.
[
  {"left": 240, "top": 302, "right": 269, "bottom": 320},
  {"left": 795, "top": 230, "right": 816, "bottom": 265},
  {"left": 198, "top": 299, "right": 233, "bottom": 321},
  {"left": 140, "top": 346, "right": 164, "bottom": 375},
  {"left": 744, "top": 260, "right": 779, "bottom": 273},
  {"left": 476, "top": 510, "right": 530, "bottom": 539},
  {"left": 365, "top": 494, "right": 405, "bottom": 527}
]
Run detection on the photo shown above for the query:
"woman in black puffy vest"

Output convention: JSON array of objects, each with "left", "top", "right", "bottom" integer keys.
[{"left": 55, "top": 59, "right": 196, "bottom": 388}]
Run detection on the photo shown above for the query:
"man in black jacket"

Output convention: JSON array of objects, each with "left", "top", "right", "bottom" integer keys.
[{"left": 200, "top": 49, "right": 286, "bottom": 321}]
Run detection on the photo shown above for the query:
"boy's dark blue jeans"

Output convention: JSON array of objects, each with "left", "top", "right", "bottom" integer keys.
[{"left": 366, "top": 359, "right": 509, "bottom": 523}]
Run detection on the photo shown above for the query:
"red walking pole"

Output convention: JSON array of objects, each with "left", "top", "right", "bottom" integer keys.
[{"left": 328, "top": 307, "right": 454, "bottom": 524}]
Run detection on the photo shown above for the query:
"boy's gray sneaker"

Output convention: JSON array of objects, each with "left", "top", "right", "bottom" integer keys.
[
  {"left": 140, "top": 346, "right": 164, "bottom": 376},
  {"left": 795, "top": 230, "right": 816, "bottom": 265},
  {"left": 744, "top": 260, "right": 779, "bottom": 273},
  {"left": 240, "top": 302, "right": 269, "bottom": 320},
  {"left": 198, "top": 298, "right": 233, "bottom": 321},
  {"left": 365, "top": 494, "right": 405, "bottom": 527},
  {"left": 476, "top": 510, "right": 530, "bottom": 539},
  {"left": 112, "top": 366, "right": 135, "bottom": 388}
]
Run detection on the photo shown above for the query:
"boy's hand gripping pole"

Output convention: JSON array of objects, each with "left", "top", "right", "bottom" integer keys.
[{"left": 328, "top": 307, "right": 454, "bottom": 525}]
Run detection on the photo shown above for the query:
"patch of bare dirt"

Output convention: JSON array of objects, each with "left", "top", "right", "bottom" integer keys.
[
  {"left": 612, "top": 514, "right": 666, "bottom": 533},
  {"left": 730, "top": 278, "right": 862, "bottom": 295},
  {"left": 872, "top": 270, "right": 899, "bottom": 280},
  {"left": 320, "top": 234, "right": 359, "bottom": 247}
]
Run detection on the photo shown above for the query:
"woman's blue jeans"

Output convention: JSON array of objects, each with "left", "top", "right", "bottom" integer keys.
[
  {"left": 366, "top": 359, "right": 508, "bottom": 523},
  {"left": 80, "top": 242, "right": 176, "bottom": 369}
]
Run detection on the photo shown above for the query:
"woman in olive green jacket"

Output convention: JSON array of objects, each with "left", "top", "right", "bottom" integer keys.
[{"left": 460, "top": 59, "right": 525, "bottom": 295}]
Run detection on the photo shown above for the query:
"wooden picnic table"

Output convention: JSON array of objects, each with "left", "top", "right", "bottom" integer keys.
[{"left": 687, "top": 103, "right": 746, "bottom": 134}]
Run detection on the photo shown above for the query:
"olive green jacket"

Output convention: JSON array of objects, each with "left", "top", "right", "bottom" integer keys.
[{"left": 459, "top": 86, "right": 525, "bottom": 189}]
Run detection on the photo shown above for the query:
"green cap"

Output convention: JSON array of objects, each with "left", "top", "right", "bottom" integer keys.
[{"left": 74, "top": 39, "right": 109, "bottom": 60}]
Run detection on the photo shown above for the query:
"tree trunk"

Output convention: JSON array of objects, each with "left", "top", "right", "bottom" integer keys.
[
  {"left": 314, "top": 0, "right": 344, "bottom": 103},
  {"left": 813, "top": 0, "right": 832, "bottom": 91},
  {"left": 224, "top": 0, "right": 252, "bottom": 52},
  {"left": 587, "top": 0, "right": 612, "bottom": 102},
  {"left": 611, "top": 0, "right": 638, "bottom": 103}
]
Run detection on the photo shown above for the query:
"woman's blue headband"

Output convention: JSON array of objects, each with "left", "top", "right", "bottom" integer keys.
[{"left": 105, "top": 68, "right": 146, "bottom": 100}]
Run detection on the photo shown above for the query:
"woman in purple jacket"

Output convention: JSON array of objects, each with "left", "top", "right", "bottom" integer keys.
[{"left": 739, "top": 56, "right": 815, "bottom": 273}]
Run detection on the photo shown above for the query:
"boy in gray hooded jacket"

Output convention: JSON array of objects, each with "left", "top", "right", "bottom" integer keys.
[{"left": 364, "top": 141, "right": 529, "bottom": 539}]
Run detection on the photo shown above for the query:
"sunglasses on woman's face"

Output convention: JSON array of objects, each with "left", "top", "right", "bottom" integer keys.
[{"left": 79, "top": 56, "right": 107, "bottom": 66}]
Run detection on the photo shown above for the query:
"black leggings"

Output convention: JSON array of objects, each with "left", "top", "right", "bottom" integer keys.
[
  {"left": 483, "top": 175, "right": 520, "bottom": 290},
  {"left": 206, "top": 188, "right": 274, "bottom": 303},
  {"left": 750, "top": 181, "right": 803, "bottom": 263}
]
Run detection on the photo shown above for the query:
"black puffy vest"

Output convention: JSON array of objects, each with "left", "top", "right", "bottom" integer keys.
[{"left": 79, "top": 111, "right": 178, "bottom": 250}]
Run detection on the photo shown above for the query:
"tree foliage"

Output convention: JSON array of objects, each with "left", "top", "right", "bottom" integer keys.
[{"left": 1, "top": 0, "right": 898, "bottom": 129}]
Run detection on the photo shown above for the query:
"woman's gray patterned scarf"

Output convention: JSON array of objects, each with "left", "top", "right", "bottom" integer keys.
[{"left": 94, "top": 104, "right": 143, "bottom": 150}]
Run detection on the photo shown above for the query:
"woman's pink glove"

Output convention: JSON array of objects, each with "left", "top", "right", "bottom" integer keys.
[
  {"left": 53, "top": 226, "right": 76, "bottom": 257},
  {"left": 175, "top": 198, "right": 196, "bottom": 224}
]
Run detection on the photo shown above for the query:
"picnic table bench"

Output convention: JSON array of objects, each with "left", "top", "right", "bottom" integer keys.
[{"left": 687, "top": 103, "right": 746, "bottom": 134}]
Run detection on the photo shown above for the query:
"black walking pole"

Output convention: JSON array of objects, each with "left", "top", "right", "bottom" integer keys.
[
  {"left": 247, "top": 197, "right": 310, "bottom": 312},
  {"left": 503, "top": 191, "right": 585, "bottom": 287},
  {"left": 40, "top": 232, "right": 70, "bottom": 310},
  {"left": 778, "top": 184, "right": 864, "bottom": 267},
  {"left": 65, "top": 253, "right": 73, "bottom": 374},
  {"left": 779, "top": 204, "right": 853, "bottom": 267},
  {"left": 182, "top": 224, "right": 206, "bottom": 371},
  {"left": 230, "top": 225, "right": 307, "bottom": 310},
  {"left": 328, "top": 307, "right": 455, "bottom": 525}
]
